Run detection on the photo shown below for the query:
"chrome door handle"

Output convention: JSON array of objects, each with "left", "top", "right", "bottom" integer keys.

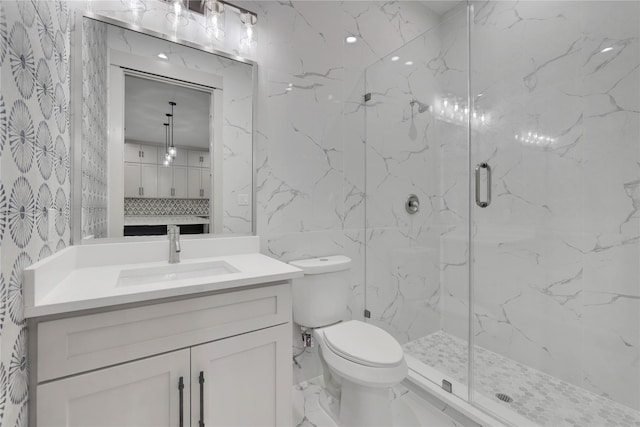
[{"left": 475, "top": 162, "right": 491, "bottom": 208}]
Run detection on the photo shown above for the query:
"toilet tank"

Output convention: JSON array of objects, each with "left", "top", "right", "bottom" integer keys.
[{"left": 289, "top": 255, "right": 351, "bottom": 328}]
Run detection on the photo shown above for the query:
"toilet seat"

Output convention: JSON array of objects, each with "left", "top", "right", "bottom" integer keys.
[
  {"left": 315, "top": 321, "right": 408, "bottom": 388},
  {"left": 322, "top": 320, "right": 403, "bottom": 368}
]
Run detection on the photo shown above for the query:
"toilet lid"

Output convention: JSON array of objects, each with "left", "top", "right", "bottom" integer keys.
[{"left": 322, "top": 321, "right": 404, "bottom": 368}]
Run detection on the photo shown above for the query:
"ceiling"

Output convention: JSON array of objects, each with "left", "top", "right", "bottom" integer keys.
[
  {"left": 124, "top": 75, "right": 211, "bottom": 150},
  {"left": 422, "top": 1, "right": 463, "bottom": 16}
]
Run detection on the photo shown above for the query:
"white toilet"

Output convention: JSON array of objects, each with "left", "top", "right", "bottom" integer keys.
[{"left": 290, "top": 255, "right": 407, "bottom": 427}]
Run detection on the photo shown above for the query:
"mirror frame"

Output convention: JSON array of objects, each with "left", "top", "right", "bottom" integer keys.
[{"left": 70, "top": 10, "right": 258, "bottom": 244}]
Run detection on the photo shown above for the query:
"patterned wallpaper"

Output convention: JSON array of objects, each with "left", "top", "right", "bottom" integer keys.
[
  {"left": 0, "top": 1, "right": 71, "bottom": 425},
  {"left": 124, "top": 197, "right": 209, "bottom": 217},
  {"left": 81, "top": 18, "right": 107, "bottom": 239}
]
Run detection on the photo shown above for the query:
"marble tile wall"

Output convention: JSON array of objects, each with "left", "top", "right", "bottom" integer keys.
[
  {"left": 0, "top": 1, "right": 71, "bottom": 424},
  {"left": 435, "top": 1, "right": 640, "bottom": 411}
]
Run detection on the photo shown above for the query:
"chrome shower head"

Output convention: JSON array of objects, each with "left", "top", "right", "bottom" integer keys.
[{"left": 410, "top": 99, "right": 430, "bottom": 114}]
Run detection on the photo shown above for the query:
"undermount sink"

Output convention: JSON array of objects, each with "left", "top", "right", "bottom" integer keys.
[{"left": 117, "top": 260, "right": 240, "bottom": 287}]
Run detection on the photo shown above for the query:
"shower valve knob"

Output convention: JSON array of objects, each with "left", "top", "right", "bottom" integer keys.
[{"left": 406, "top": 194, "right": 420, "bottom": 214}]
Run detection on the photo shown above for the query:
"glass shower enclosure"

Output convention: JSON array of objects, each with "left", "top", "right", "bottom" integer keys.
[{"left": 363, "top": 2, "right": 640, "bottom": 426}]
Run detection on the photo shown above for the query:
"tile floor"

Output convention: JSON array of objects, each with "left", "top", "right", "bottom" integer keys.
[
  {"left": 404, "top": 331, "right": 640, "bottom": 427},
  {"left": 293, "top": 376, "right": 465, "bottom": 427}
]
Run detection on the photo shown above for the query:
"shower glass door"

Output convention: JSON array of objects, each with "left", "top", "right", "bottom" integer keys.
[
  {"left": 363, "top": 2, "right": 472, "bottom": 403},
  {"left": 469, "top": 1, "right": 640, "bottom": 425}
]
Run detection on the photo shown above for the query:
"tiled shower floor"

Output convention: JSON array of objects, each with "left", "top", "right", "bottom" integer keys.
[{"left": 404, "top": 331, "right": 640, "bottom": 427}]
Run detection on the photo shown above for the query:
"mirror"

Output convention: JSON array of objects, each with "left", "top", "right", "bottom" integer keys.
[{"left": 74, "top": 15, "right": 255, "bottom": 241}]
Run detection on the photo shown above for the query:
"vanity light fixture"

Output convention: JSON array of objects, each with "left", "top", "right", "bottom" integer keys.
[
  {"left": 345, "top": 36, "right": 357, "bottom": 44},
  {"left": 159, "top": 0, "right": 258, "bottom": 50}
]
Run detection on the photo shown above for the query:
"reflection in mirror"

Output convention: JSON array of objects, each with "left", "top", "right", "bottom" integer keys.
[
  {"left": 122, "top": 75, "right": 213, "bottom": 236},
  {"left": 77, "top": 16, "right": 254, "bottom": 241}
]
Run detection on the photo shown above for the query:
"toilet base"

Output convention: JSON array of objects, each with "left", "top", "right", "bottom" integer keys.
[
  {"left": 319, "top": 378, "right": 394, "bottom": 427},
  {"left": 339, "top": 379, "right": 393, "bottom": 427}
]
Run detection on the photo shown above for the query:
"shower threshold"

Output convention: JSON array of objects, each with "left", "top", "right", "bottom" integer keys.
[{"left": 403, "top": 331, "right": 640, "bottom": 427}]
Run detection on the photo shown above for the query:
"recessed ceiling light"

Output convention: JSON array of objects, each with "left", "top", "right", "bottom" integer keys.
[
  {"left": 600, "top": 46, "right": 614, "bottom": 53},
  {"left": 405, "top": 60, "right": 413, "bottom": 66},
  {"left": 345, "top": 36, "right": 357, "bottom": 44},
  {"left": 157, "top": 53, "right": 168, "bottom": 60},
  {"left": 391, "top": 56, "right": 400, "bottom": 62}
]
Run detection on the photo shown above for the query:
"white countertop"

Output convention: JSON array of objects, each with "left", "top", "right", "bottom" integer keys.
[
  {"left": 124, "top": 215, "right": 210, "bottom": 226},
  {"left": 24, "top": 236, "right": 303, "bottom": 318}
]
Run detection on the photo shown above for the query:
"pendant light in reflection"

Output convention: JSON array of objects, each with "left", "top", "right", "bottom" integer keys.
[
  {"left": 168, "top": 102, "right": 177, "bottom": 158},
  {"left": 163, "top": 122, "right": 171, "bottom": 167}
]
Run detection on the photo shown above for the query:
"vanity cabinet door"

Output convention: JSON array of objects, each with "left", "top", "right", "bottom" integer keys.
[
  {"left": 37, "top": 349, "right": 190, "bottom": 427},
  {"left": 190, "top": 324, "right": 291, "bottom": 427}
]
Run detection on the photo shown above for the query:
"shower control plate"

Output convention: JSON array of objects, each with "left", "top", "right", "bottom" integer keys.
[{"left": 406, "top": 194, "right": 420, "bottom": 214}]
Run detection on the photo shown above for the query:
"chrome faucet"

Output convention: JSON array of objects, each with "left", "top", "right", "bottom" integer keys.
[{"left": 167, "top": 225, "right": 181, "bottom": 264}]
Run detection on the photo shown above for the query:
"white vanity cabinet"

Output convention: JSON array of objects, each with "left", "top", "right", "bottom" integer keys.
[
  {"left": 38, "top": 349, "right": 189, "bottom": 427},
  {"left": 31, "top": 283, "right": 292, "bottom": 427}
]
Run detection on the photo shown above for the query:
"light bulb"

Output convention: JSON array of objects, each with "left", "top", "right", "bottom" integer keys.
[
  {"left": 205, "top": 0, "right": 225, "bottom": 41},
  {"left": 239, "top": 11, "right": 257, "bottom": 51},
  {"left": 167, "top": 0, "right": 187, "bottom": 27},
  {"left": 169, "top": 146, "right": 177, "bottom": 157}
]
